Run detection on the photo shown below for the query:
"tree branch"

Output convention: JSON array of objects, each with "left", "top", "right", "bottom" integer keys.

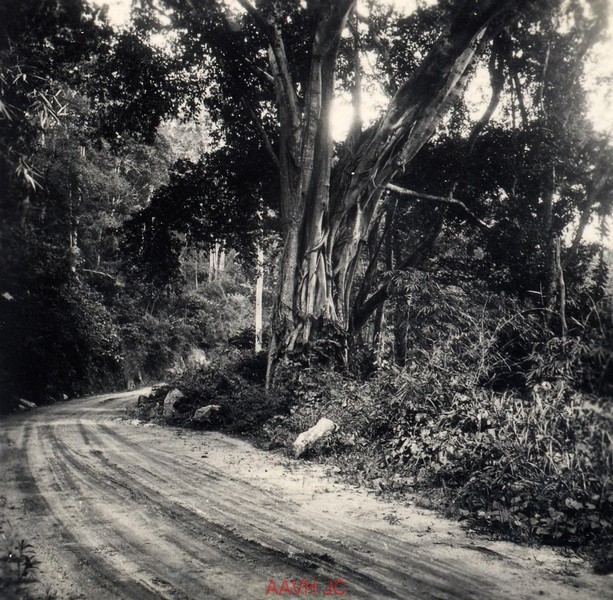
[
  {"left": 351, "top": 218, "right": 444, "bottom": 331},
  {"left": 511, "top": 70, "right": 528, "bottom": 126},
  {"left": 331, "top": 0, "right": 520, "bottom": 239},
  {"left": 234, "top": 0, "right": 271, "bottom": 38},
  {"left": 353, "top": 210, "right": 389, "bottom": 314},
  {"left": 347, "top": 6, "right": 363, "bottom": 148},
  {"left": 81, "top": 269, "right": 123, "bottom": 285},
  {"left": 245, "top": 59, "right": 274, "bottom": 84},
  {"left": 466, "top": 34, "right": 506, "bottom": 156},
  {"left": 241, "top": 98, "right": 280, "bottom": 172},
  {"left": 386, "top": 183, "right": 492, "bottom": 229},
  {"left": 235, "top": 0, "right": 300, "bottom": 128}
]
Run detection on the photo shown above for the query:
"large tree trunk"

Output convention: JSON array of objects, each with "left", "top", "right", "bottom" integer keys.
[
  {"left": 266, "top": 0, "right": 528, "bottom": 382},
  {"left": 268, "top": 0, "right": 355, "bottom": 368}
]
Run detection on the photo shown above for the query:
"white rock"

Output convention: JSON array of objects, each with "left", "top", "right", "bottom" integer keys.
[
  {"left": 163, "top": 388, "right": 184, "bottom": 420},
  {"left": 293, "top": 418, "right": 338, "bottom": 458},
  {"left": 187, "top": 347, "right": 209, "bottom": 367}
]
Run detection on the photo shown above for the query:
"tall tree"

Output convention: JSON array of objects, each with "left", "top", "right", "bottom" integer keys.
[{"left": 142, "top": 0, "right": 609, "bottom": 381}]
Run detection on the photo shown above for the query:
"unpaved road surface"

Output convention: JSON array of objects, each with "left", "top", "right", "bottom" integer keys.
[{"left": 1, "top": 390, "right": 611, "bottom": 599}]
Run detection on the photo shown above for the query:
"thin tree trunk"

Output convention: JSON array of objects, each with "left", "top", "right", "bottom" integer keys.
[
  {"left": 543, "top": 165, "right": 557, "bottom": 315},
  {"left": 209, "top": 247, "right": 215, "bottom": 282},
  {"left": 208, "top": 242, "right": 225, "bottom": 281},
  {"left": 393, "top": 298, "right": 409, "bottom": 368},
  {"left": 255, "top": 246, "right": 264, "bottom": 353},
  {"left": 372, "top": 207, "right": 394, "bottom": 361},
  {"left": 348, "top": 6, "right": 362, "bottom": 149},
  {"left": 466, "top": 36, "right": 505, "bottom": 157},
  {"left": 195, "top": 250, "right": 199, "bottom": 290},
  {"left": 555, "top": 237, "right": 568, "bottom": 339},
  {"left": 219, "top": 247, "right": 225, "bottom": 272},
  {"left": 546, "top": 236, "right": 567, "bottom": 337}
]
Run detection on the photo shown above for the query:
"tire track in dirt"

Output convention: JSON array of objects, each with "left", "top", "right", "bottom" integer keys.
[
  {"left": 24, "top": 412, "right": 465, "bottom": 599},
  {"left": 32, "top": 422, "right": 218, "bottom": 599},
  {"left": 85, "top": 421, "right": 493, "bottom": 599},
  {"left": 59, "top": 421, "right": 406, "bottom": 599},
  {"left": 9, "top": 424, "right": 165, "bottom": 600}
]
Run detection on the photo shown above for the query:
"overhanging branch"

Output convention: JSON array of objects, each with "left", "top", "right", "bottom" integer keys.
[
  {"left": 235, "top": 0, "right": 300, "bottom": 128},
  {"left": 81, "top": 269, "right": 123, "bottom": 286},
  {"left": 386, "top": 183, "right": 492, "bottom": 230},
  {"left": 234, "top": 0, "right": 271, "bottom": 38},
  {"left": 351, "top": 218, "right": 444, "bottom": 331},
  {"left": 241, "top": 98, "right": 280, "bottom": 172},
  {"left": 245, "top": 59, "right": 274, "bottom": 85}
]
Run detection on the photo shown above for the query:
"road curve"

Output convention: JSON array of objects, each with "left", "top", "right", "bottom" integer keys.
[{"left": 0, "top": 391, "right": 609, "bottom": 599}]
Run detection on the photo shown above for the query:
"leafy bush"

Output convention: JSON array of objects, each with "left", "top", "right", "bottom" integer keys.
[
  {"left": 260, "top": 362, "right": 366, "bottom": 452},
  {"left": 385, "top": 378, "right": 612, "bottom": 546},
  {"left": 526, "top": 297, "right": 613, "bottom": 398},
  {"left": 262, "top": 363, "right": 611, "bottom": 551},
  {"left": 0, "top": 271, "right": 124, "bottom": 409}
]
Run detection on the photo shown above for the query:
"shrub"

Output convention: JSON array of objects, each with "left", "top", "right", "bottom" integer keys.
[
  {"left": 526, "top": 297, "right": 613, "bottom": 398},
  {"left": 0, "top": 275, "right": 124, "bottom": 408},
  {"left": 138, "top": 351, "right": 289, "bottom": 435},
  {"left": 384, "top": 378, "right": 612, "bottom": 546}
]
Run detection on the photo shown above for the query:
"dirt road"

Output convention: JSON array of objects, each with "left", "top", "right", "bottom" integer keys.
[{"left": 1, "top": 390, "right": 610, "bottom": 599}]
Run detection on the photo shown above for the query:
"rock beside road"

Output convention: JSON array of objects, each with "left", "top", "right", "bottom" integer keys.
[
  {"left": 18, "top": 398, "right": 37, "bottom": 411},
  {"left": 193, "top": 404, "right": 221, "bottom": 423},
  {"left": 163, "top": 388, "right": 184, "bottom": 420},
  {"left": 293, "top": 417, "right": 337, "bottom": 457}
]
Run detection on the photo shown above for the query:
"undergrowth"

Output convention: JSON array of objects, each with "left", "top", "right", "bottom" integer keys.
[
  {"left": 136, "top": 348, "right": 289, "bottom": 435},
  {"left": 0, "top": 497, "right": 44, "bottom": 600},
  {"left": 259, "top": 294, "right": 613, "bottom": 565},
  {"left": 137, "top": 291, "right": 613, "bottom": 569}
]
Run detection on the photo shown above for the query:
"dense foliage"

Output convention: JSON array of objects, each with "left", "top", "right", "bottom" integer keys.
[
  {"left": 256, "top": 290, "right": 613, "bottom": 555},
  {"left": 0, "top": 1, "right": 268, "bottom": 409}
]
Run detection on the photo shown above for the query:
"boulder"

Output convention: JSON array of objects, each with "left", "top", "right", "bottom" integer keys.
[
  {"left": 193, "top": 404, "right": 221, "bottom": 423},
  {"left": 163, "top": 389, "right": 184, "bottom": 420},
  {"left": 293, "top": 418, "right": 338, "bottom": 458}
]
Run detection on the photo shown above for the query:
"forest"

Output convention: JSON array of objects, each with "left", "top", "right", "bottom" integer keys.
[{"left": 1, "top": 0, "right": 612, "bottom": 568}]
